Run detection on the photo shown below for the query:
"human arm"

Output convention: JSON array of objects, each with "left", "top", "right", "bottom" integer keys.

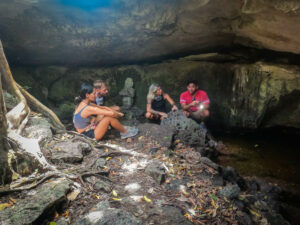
[
  {"left": 164, "top": 93, "right": 178, "bottom": 111},
  {"left": 146, "top": 99, "right": 167, "bottom": 117},
  {"left": 180, "top": 101, "right": 199, "bottom": 111},
  {"left": 82, "top": 105, "right": 122, "bottom": 118},
  {"left": 90, "top": 102, "right": 123, "bottom": 117}
]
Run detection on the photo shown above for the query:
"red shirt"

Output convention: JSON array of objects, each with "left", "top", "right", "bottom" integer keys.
[{"left": 180, "top": 90, "right": 210, "bottom": 112}]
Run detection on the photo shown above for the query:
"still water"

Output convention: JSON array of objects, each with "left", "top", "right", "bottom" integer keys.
[{"left": 216, "top": 129, "right": 300, "bottom": 192}]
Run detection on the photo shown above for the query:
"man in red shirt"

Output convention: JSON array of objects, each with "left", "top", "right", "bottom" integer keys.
[{"left": 180, "top": 80, "right": 210, "bottom": 122}]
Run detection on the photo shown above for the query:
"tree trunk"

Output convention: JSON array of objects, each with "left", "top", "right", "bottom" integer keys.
[
  {"left": 0, "top": 72, "right": 11, "bottom": 185},
  {"left": 0, "top": 40, "right": 64, "bottom": 131}
]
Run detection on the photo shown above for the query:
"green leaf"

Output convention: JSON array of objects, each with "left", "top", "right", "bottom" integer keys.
[
  {"left": 209, "top": 194, "right": 217, "bottom": 201},
  {"left": 50, "top": 222, "right": 56, "bottom": 225}
]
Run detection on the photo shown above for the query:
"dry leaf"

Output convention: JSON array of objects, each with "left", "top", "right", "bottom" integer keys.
[
  {"left": 0, "top": 203, "right": 11, "bottom": 211},
  {"left": 93, "top": 194, "right": 100, "bottom": 199},
  {"left": 62, "top": 210, "right": 69, "bottom": 218},
  {"left": 144, "top": 196, "right": 152, "bottom": 203},
  {"left": 112, "top": 198, "right": 122, "bottom": 201},
  {"left": 112, "top": 190, "right": 118, "bottom": 197}
]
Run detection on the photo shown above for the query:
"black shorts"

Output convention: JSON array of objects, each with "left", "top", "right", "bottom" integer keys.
[{"left": 82, "top": 129, "right": 95, "bottom": 139}]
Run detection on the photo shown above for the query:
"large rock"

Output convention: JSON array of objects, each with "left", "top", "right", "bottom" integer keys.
[
  {"left": 161, "top": 110, "right": 207, "bottom": 146},
  {"left": 50, "top": 140, "right": 91, "bottom": 164},
  {"left": 137, "top": 123, "right": 175, "bottom": 148},
  {"left": 74, "top": 201, "right": 143, "bottom": 225},
  {"left": 0, "top": 179, "right": 70, "bottom": 225},
  {"left": 145, "top": 161, "right": 166, "bottom": 185}
]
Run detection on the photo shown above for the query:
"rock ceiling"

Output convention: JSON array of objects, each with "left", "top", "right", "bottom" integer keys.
[{"left": 0, "top": 0, "right": 299, "bottom": 66}]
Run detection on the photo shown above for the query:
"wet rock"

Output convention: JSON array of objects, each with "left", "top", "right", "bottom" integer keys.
[
  {"left": 218, "top": 184, "right": 241, "bottom": 200},
  {"left": 0, "top": 179, "right": 70, "bottom": 225},
  {"left": 137, "top": 123, "right": 175, "bottom": 148},
  {"left": 161, "top": 110, "right": 207, "bottom": 146},
  {"left": 145, "top": 161, "right": 166, "bottom": 185},
  {"left": 50, "top": 140, "right": 91, "bottom": 164},
  {"left": 74, "top": 201, "right": 143, "bottom": 225}
]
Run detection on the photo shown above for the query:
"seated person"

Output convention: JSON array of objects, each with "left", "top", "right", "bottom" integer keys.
[
  {"left": 93, "top": 80, "right": 121, "bottom": 112},
  {"left": 180, "top": 80, "right": 210, "bottom": 122},
  {"left": 73, "top": 83, "right": 138, "bottom": 140},
  {"left": 145, "top": 83, "right": 178, "bottom": 120}
]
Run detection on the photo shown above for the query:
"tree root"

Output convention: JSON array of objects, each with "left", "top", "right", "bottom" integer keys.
[
  {"left": 0, "top": 173, "right": 61, "bottom": 196},
  {"left": 79, "top": 171, "right": 112, "bottom": 186},
  {"left": 17, "top": 84, "right": 65, "bottom": 131},
  {"left": 100, "top": 151, "right": 132, "bottom": 158}
]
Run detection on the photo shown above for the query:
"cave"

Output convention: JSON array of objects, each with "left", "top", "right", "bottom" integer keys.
[{"left": 0, "top": 0, "right": 299, "bottom": 224}]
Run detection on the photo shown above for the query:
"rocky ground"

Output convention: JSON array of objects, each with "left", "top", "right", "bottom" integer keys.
[{"left": 0, "top": 110, "right": 291, "bottom": 225}]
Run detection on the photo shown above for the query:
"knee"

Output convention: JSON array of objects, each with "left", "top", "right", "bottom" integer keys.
[
  {"left": 204, "top": 110, "right": 210, "bottom": 118},
  {"left": 145, "top": 112, "right": 152, "bottom": 119}
]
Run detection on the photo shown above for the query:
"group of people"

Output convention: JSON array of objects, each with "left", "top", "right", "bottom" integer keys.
[
  {"left": 73, "top": 79, "right": 210, "bottom": 141},
  {"left": 146, "top": 80, "right": 210, "bottom": 123}
]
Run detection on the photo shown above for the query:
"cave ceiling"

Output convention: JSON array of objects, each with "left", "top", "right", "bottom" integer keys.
[{"left": 0, "top": 0, "right": 299, "bottom": 66}]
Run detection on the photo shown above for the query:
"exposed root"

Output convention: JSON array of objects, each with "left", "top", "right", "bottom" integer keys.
[
  {"left": 17, "top": 84, "right": 65, "bottom": 131},
  {"left": 100, "top": 151, "right": 133, "bottom": 158},
  {"left": 0, "top": 173, "right": 61, "bottom": 196}
]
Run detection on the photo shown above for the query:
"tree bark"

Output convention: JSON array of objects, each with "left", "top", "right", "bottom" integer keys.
[{"left": 0, "top": 72, "right": 12, "bottom": 185}]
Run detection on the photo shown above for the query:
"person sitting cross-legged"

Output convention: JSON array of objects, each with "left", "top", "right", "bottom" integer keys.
[
  {"left": 145, "top": 83, "right": 178, "bottom": 121},
  {"left": 180, "top": 80, "right": 210, "bottom": 127},
  {"left": 73, "top": 83, "right": 138, "bottom": 140}
]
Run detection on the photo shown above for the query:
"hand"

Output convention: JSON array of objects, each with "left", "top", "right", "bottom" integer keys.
[
  {"left": 190, "top": 101, "right": 199, "bottom": 107},
  {"left": 117, "top": 112, "right": 124, "bottom": 117},
  {"left": 171, "top": 105, "right": 178, "bottom": 111},
  {"left": 112, "top": 111, "right": 123, "bottom": 118},
  {"left": 159, "top": 112, "right": 168, "bottom": 119}
]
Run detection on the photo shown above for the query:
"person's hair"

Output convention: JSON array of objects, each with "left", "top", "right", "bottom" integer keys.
[
  {"left": 186, "top": 79, "right": 198, "bottom": 86},
  {"left": 74, "top": 83, "right": 93, "bottom": 105},
  {"left": 147, "top": 83, "right": 160, "bottom": 101},
  {"left": 93, "top": 79, "right": 106, "bottom": 89}
]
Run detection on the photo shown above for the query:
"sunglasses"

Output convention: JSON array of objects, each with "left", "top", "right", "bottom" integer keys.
[{"left": 94, "top": 85, "right": 101, "bottom": 89}]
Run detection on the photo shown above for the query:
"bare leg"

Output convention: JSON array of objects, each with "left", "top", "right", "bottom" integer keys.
[
  {"left": 190, "top": 109, "right": 210, "bottom": 122},
  {"left": 94, "top": 116, "right": 126, "bottom": 140}
]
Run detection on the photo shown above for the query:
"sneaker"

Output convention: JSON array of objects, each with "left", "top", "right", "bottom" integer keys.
[{"left": 120, "top": 126, "right": 139, "bottom": 139}]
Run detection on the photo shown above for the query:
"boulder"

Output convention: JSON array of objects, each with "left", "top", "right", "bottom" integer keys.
[
  {"left": 137, "top": 123, "right": 175, "bottom": 148},
  {"left": 50, "top": 140, "right": 91, "bottom": 164},
  {"left": 145, "top": 161, "right": 166, "bottom": 185},
  {"left": 161, "top": 110, "right": 207, "bottom": 146},
  {"left": 0, "top": 179, "right": 70, "bottom": 225},
  {"left": 218, "top": 184, "right": 241, "bottom": 200},
  {"left": 74, "top": 201, "right": 143, "bottom": 225}
]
